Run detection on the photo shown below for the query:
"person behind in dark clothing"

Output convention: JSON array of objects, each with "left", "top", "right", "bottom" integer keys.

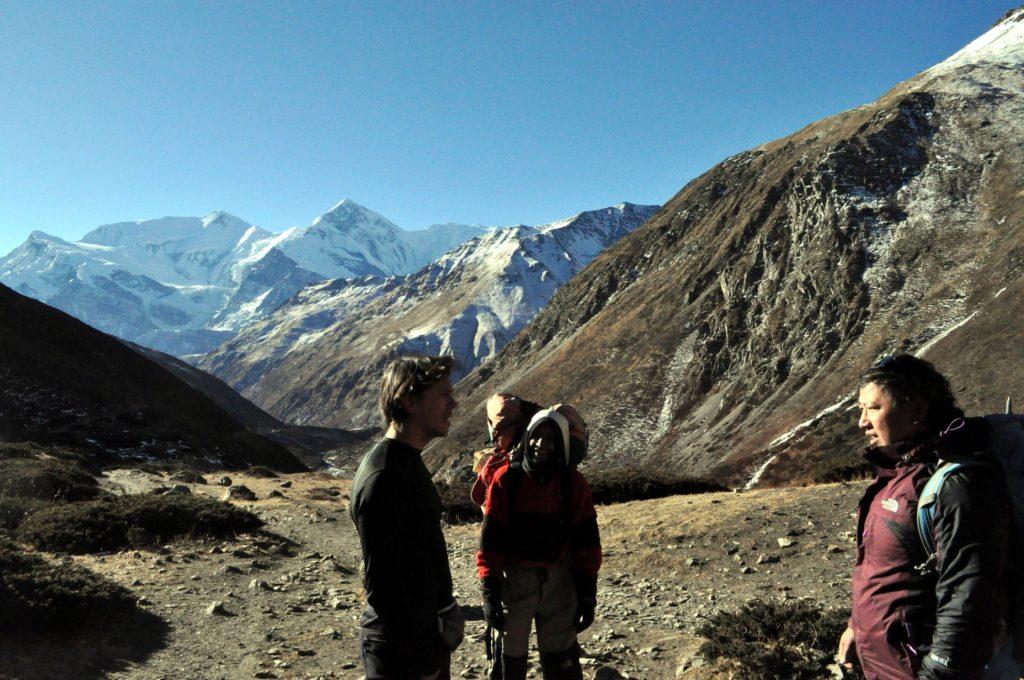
[
  {"left": 351, "top": 355, "right": 464, "bottom": 680},
  {"left": 838, "top": 354, "right": 1017, "bottom": 680}
]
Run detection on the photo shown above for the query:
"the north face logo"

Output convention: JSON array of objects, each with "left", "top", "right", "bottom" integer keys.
[{"left": 881, "top": 498, "right": 900, "bottom": 512}]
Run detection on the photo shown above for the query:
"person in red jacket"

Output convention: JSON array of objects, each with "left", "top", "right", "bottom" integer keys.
[
  {"left": 837, "top": 355, "right": 1016, "bottom": 680},
  {"left": 477, "top": 408, "right": 602, "bottom": 680}
]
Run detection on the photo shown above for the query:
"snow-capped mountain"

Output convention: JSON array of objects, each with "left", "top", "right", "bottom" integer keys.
[
  {"left": 0, "top": 201, "right": 490, "bottom": 356},
  {"left": 200, "top": 203, "right": 659, "bottom": 428}
]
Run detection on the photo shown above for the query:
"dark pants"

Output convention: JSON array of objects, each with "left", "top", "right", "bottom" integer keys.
[{"left": 360, "top": 628, "right": 451, "bottom": 680}]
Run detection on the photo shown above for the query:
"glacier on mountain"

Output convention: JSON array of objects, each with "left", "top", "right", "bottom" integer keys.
[{"left": 0, "top": 201, "right": 491, "bottom": 356}]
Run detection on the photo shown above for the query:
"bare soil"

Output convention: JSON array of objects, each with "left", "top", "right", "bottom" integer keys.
[{"left": 0, "top": 470, "right": 866, "bottom": 679}]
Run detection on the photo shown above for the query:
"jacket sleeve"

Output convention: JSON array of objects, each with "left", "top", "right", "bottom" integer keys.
[
  {"left": 353, "top": 469, "right": 440, "bottom": 674},
  {"left": 919, "top": 466, "right": 1009, "bottom": 680},
  {"left": 477, "top": 470, "right": 511, "bottom": 579},
  {"left": 568, "top": 472, "right": 602, "bottom": 578}
]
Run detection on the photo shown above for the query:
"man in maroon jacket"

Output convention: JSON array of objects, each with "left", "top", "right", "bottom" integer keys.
[{"left": 838, "top": 356, "right": 1014, "bottom": 680}]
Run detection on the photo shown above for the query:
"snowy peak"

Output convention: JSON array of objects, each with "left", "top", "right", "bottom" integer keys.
[
  {"left": 201, "top": 210, "right": 252, "bottom": 231},
  {"left": 922, "top": 6, "right": 1024, "bottom": 86},
  {"left": 310, "top": 200, "right": 404, "bottom": 241},
  {"left": 200, "top": 203, "right": 660, "bottom": 428}
]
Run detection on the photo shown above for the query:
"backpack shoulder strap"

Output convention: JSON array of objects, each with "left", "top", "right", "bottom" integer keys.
[
  {"left": 916, "top": 457, "right": 989, "bottom": 571},
  {"left": 505, "top": 461, "right": 525, "bottom": 512},
  {"left": 559, "top": 467, "right": 574, "bottom": 529}
]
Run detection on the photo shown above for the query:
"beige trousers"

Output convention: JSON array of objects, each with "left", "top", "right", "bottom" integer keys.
[{"left": 501, "top": 562, "right": 578, "bottom": 657}]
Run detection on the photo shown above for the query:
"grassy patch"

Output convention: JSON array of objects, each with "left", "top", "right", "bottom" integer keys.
[
  {"left": 698, "top": 600, "right": 858, "bottom": 680},
  {"left": 0, "top": 538, "right": 138, "bottom": 632},
  {"left": 17, "top": 493, "right": 262, "bottom": 554}
]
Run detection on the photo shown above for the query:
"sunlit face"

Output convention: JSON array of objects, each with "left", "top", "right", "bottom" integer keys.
[
  {"left": 528, "top": 421, "right": 561, "bottom": 466},
  {"left": 407, "top": 376, "right": 457, "bottom": 441},
  {"left": 857, "top": 382, "right": 924, "bottom": 447}
]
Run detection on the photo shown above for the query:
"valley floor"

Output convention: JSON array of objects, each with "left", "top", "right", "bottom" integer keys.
[{"left": 2, "top": 470, "right": 866, "bottom": 680}]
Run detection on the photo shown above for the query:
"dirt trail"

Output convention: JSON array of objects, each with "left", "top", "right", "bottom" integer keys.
[{"left": 11, "top": 470, "right": 866, "bottom": 679}]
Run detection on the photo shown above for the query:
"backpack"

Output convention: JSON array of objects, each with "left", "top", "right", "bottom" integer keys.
[
  {"left": 916, "top": 411, "right": 1024, "bottom": 661},
  {"left": 470, "top": 393, "right": 542, "bottom": 506}
]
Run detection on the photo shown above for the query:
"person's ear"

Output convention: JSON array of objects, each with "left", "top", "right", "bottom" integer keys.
[
  {"left": 910, "top": 398, "right": 929, "bottom": 426},
  {"left": 400, "top": 392, "right": 418, "bottom": 417}
]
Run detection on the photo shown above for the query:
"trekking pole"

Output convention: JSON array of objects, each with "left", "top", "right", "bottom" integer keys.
[{"left": 1008, "top": 396, "right": 1014, "bottom": 415}]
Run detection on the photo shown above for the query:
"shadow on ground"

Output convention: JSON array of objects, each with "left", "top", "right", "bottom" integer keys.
[{"left": 0, "top": 608, "right": 170, "bottom": 680}]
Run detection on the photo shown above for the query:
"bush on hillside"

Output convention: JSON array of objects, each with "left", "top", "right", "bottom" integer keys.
[
  {"left": 0, "top": 538, "right": 138, "bottom": 632},
  {"left": 0, "top": 496, "right": 47, "bottom": 532},
  {"left": 17, "top": 492, "right": 263, "bottom": 554},
  {"left": 0, "top": 457, "right": 100, "bottom": 502},
  {"left": 698, "top": 600, "right": 859, "bottom": 680},
  {"left": 588, "top": 472, "right": 728, "bottom": 504},
  {"left": 247, "top": 465, "right": 279, "bottom": 478},
  {"left": 815, "top": 448, "right": 873, "bottom": 483}
]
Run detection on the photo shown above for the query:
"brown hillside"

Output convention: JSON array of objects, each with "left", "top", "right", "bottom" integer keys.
[{"left": 426, "top": 10, "right": 1024, "bottom": 487}]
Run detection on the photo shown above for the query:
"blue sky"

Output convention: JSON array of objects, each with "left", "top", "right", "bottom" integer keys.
[{"left": 0, "top": 0, "right": 1012, "bottom": 255}]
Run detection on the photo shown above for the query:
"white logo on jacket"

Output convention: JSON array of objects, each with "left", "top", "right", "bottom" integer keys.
[{"left": 881, "top": 498, "right": 900, "bottom": 513}]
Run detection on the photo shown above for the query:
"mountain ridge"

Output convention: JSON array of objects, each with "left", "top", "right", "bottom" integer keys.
[{"left": 425, "top": 7, "right": 1024, "bottom": 487}]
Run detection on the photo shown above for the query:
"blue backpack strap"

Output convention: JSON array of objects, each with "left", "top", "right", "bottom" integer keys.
[
  {"left": 916, "top": 458, "right": 988, "bottom": 573},
  {"left": 917, "top": 462, "right": 960, "bottom": 563}
]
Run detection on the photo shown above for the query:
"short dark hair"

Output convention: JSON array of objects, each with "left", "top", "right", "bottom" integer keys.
[
  {"left": 860, "top": 354, "right": 962, "bottom": 430},
  {"left": 379, "top": 355, "right": 454, "bottom": 426}
]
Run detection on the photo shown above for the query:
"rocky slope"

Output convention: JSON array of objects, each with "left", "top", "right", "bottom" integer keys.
[
  {"left": 427, "top": 8, "right": 1024, "bottom": 488},
  {"left": 201, "top": 204, "right": 659, "bottom": 428},
  {"left": 0, "top": 283, "right": 304, "bottom": 472},
  {"left": 0, "top": 202, "right": 488, "bottom": 356}
]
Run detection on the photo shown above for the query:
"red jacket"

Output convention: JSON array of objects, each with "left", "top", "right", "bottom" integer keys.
[
  {"left": 851, "top": 420, "right": 1010, "bottom": 680},
  {"left": 477, "top": 464, "right": 601, "bottom": 581}
]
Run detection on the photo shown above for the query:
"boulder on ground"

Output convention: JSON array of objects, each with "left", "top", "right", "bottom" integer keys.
[{"left": 224, "top": 485, "right": 257, "bottom": 502}]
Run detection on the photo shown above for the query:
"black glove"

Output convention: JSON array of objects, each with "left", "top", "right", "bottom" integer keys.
[
  {"left": 574, "top": 573, "right": 597, "bottom": 632},
  {"left": 481, "top": 576, "right": 505, "bottom": 631},
  {"left": 574, "top": 597, "right": 595, "bottom": 632}
]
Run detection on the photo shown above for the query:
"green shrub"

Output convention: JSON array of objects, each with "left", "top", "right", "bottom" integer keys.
[
  {"left": 17, "top": 493, "right": 263, "bottom": 554},
  {"left": 698, "top": 600, "right": 859, "bottom": 680},
  {"left": 0, "top": 495, "right": 47, "bottom": 532},
  {"left": 0, "top": 538, "right": 138, "bottom": 631},
  {"left": 0, "top": 457, "right": 100, "bottom": 501},
  {"left": 247, "top": 465, "right": 278, "bottom": 478}
]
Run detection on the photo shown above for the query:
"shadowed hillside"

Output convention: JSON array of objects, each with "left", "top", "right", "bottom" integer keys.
[{"left": 0, "top": 283, "right": 304, "bottom": 472}]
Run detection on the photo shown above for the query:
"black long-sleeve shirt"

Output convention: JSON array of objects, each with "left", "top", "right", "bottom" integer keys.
[{"left": 350, "top": 438, "right": 454, "bottom": 674}]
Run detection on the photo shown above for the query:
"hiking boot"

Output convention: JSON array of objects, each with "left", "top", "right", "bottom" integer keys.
[
  {"left": 501, "top": 654, "right": 528, "bottom": 680},
  {"left": 539, "top": 648, "right": 583, "bottom": 680}
]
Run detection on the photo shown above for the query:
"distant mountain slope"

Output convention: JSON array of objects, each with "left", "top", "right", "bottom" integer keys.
[
  {"left": 130, "top": 342, "right": 374, "bottom": 469},
  {"left": 201, "top": 203, "right": 659, "bottom": 428},
  {"left": 425, "top": 8, "right": 1024, "bottom": 487},
  {"left": 0, "top": 201, "right": 489, "bottom": 356},
  {"left": 0, "top": 283, "right": 305, "bottom": 472}
]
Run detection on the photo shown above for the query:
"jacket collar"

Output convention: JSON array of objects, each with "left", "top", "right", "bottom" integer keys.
[{"left": 862, "top": 418, "right": 974, "bottom": 469}]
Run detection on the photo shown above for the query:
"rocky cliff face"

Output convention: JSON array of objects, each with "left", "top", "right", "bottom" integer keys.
[
  {"left": 201, "top": 204, "right": 658, "bottom": 428},
  {"left": 427, "top": 8, "right": 1024, "bottom": 487}
]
